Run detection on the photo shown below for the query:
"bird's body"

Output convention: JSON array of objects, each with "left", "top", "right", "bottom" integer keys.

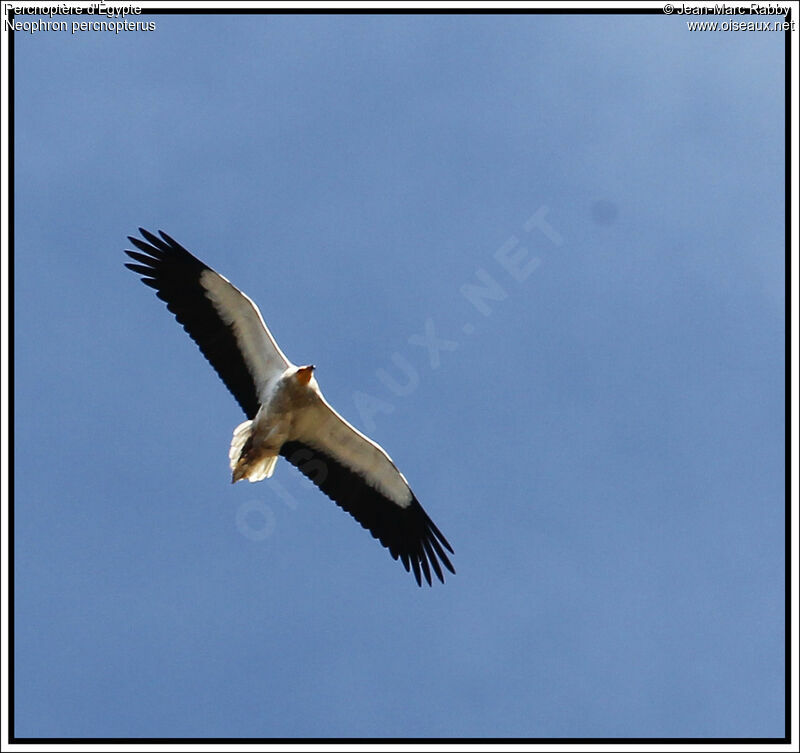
[
  {"left": 125, "top": 229, "right": 454, "bottom": 585},
  {"left": 229, "top": 365, "right": 317, "bottom": 483}
]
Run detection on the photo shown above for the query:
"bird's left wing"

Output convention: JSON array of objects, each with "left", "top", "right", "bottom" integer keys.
[
  {"left": 124, "top": 228, "right": 290, "bottom": 419},
  {"left": 281, "top": 394, "right": 455, "bottom": 586}
]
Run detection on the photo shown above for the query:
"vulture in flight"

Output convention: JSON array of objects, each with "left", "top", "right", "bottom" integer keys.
[{"left": 125, "top": 229, "right": 454, "bottom": 586}]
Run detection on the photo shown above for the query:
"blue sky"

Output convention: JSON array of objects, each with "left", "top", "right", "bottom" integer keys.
[{"left": 13, "top": 11, "right": 785, "bottom": 739}]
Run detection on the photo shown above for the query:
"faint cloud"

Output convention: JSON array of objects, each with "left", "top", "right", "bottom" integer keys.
[{"left": 591, "top": 199, "right": 619, "bottom": 226}]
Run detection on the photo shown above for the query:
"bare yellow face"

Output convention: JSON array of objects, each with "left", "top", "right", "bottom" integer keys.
[{"left": 295, "top": 365, "right": 315, "bottom": 385}]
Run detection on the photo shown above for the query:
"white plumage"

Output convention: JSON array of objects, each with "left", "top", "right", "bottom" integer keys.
[{"left": 125, "top": 228, "right": 454, "bottom": 586}]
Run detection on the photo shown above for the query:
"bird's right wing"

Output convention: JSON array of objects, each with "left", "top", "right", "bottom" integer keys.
[
  {"left": 281, "top": 392, "right": 455, "bottom": 586},
  {"left": 125, "top": 228, "right": 290, "bottom": 419}
]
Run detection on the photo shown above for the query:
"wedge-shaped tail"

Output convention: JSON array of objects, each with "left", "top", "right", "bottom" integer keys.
[{"left": 229, "top": 419, "right": 278, "bottom": 483}]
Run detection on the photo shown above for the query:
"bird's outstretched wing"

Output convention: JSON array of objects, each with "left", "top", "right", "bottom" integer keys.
[
  {"left": 124, "top": 228, "right": 290, "bottom": 418},
  {"left": 282, "top": 394, "right": 455, "bottom": 586}
]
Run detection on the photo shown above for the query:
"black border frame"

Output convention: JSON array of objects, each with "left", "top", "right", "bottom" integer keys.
[{"left": 5, "top": 3, "right": 792, "bottom": 745}]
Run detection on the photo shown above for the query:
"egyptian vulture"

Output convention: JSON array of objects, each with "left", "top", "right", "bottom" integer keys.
[{"left": 124, "top": 229, "right": 454, "bottom": 586}]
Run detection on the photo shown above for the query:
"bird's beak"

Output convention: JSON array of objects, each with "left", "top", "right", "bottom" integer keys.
[{"left": 296, "top": 365, "right": 315, "bottom": 385}]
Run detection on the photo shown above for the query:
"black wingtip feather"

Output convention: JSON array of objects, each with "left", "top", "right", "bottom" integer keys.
[
  {"left": 128, "top": 236, "right": 163, "bottom": 257},
  {"left": 125, "top": 250, "right": 157, "bottom": 266},
  {"left": 426, "top": 528, "right": 456, "bottom": 574},
  {"left": 410, "top": 557, "right": 422, "bottom": 587},
  {"left": 139, "top": 227, "right": 171, "bottom": 253},
  {"left": 158, "top": 229, "right": 180, "bottom": 246},
  {"left": 125, "top": 263, "right": 155, "bottom": 277},
  {"left": 423, "top": 538, "right": 444, "bottom": 583},
  {"left": 428, "top": 518, "right": 455, "bottom": 555}
]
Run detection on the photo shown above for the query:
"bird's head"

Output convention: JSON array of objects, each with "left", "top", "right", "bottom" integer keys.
[{"left": 295, "top": 364, "right": 316, "bottom": 386}]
